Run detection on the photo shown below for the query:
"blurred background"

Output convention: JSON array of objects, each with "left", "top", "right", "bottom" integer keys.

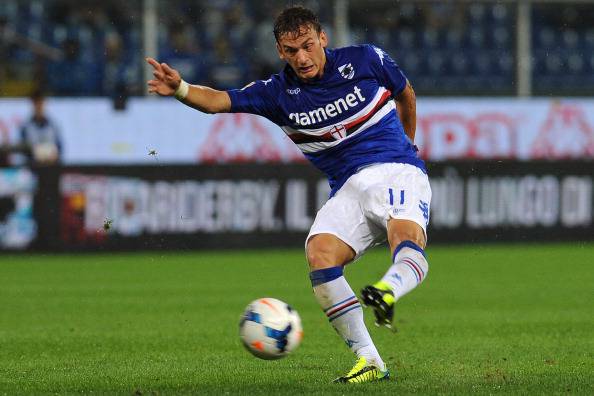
[
  {"left": 2, "top": 0, "right": 594, "bottom": 97},
  {"left": 0, "top": 0, "right": 593, "bottom": 251},
  {"left": 3, "top": 0, "right": 594, "bottom": 97}
]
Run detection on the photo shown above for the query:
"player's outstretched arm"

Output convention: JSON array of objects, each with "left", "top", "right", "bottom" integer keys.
[
  {"left": 146, "top": 57, "right": 231, "bottom": 114},
  {"left": 395, "top": 81, "right": 416, "bottom": 142}
]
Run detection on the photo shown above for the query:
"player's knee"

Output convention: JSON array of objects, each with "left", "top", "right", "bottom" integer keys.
[
  {"left": 306, "top": 237, "right": 334, "bottom": 270},
  {"left": 402, "top": 233, "right": 425, "bottom": 249},
  {"left": 388, "top": 220, "right": 426, "bottom": 251},
  {"left": 306, "top": 234, "right": 352, "bottom": 270},
  {"left": 390, "top": 234, "right": 425, "bottom": 254}
]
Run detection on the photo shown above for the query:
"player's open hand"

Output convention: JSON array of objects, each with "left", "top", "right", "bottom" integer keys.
[{"left": 146, "top": 57, "right": 181, "bottom": 96}]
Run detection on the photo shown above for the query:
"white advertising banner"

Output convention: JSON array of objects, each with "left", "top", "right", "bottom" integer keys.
[
  {"left": 1, "top": 97, "right": 593, "bottom": 164},
  {"left": 416, "top": 99, "right": 594, "bottom": 160}
]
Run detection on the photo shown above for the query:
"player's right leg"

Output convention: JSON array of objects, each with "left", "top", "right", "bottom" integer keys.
[
  {"left": 306, "top": 190, "right": 388, "bottom": 383},
  {"left": 307, "top": 234, "right": 389, "bottom": 383}
]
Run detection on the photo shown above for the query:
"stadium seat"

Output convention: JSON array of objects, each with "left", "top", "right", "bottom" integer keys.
[{"left": 2, "top": 0, "right": 592, "bottom": 96}]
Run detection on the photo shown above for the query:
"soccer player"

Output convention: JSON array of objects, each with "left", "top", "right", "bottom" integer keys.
[{"left": 147, "top": 6, "right": 430, "bottom": 384}]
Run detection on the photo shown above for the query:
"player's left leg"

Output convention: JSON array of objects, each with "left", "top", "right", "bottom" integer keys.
[
  {"left": 361, "top": 219, "right": 429, "bottom": 327},
  {"left": 384, "top": 219, "right": 428, "bottom": 298},
  {"left": 357, "top": 163, "right": 432, "bottom": 328}
]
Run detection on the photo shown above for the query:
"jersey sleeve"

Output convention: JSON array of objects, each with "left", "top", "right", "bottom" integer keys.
[
  {"left": 365, "top": 44, "right": 408, "bottom": 97},
  {"left": 226, "top": 78, "right": 280, "bottom": 122}
]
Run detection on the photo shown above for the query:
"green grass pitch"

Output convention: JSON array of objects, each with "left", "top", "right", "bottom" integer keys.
[{"left": 1, "top": 243, "right": 593, "bottom": 395}]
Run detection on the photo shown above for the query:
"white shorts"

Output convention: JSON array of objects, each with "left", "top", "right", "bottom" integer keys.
[{"left": 306, "top": 163, "right": 431, "bottom": 261}]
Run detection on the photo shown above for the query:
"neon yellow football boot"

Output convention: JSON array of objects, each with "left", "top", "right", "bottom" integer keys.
[
  {"left": 333, "top": 356, "right": 390, "bottom": 383},
  {"left": 361, "top": 281, "right": 396, "bottom": 329}
]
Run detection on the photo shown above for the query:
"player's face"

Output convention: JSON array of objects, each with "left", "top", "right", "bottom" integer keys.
[{"left": 276, "top": 25, "right": 328, "bottom": 81}]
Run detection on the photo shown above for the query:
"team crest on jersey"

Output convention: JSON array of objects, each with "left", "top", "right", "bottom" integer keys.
[
  {"left": 338, "top": 63, "right": 355, "bottom": 79},
  {"left": 329, "top": 124, "right": 347, "bottom": 140}
]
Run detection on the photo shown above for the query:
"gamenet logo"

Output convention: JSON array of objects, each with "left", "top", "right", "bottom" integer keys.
[{"left": 289, "top": 86, "right": 366, "bottom": 126}]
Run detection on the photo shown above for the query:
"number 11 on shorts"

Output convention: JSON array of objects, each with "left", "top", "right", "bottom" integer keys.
[{"left": 388, "top": 188, "right": 405, "bottom": 206}]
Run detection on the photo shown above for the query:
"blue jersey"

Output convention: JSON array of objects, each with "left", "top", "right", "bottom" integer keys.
[{"left": 227, "top": 44, "right": 425, "bottom": 197}]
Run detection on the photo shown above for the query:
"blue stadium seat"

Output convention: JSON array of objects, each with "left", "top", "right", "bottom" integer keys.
[
  {"left": 421, "top": 28, "right": 440, "bottom": 49},
  {"left": 562, "top": 29, "right": 579, "bottom": 49},
  {"left": 468, "top": 27, "right": 486, "bottom": 48},
  {"left": 372, "top": 28, "right": 391, "bottom": 48},
  {"left": 536, "top": 27, "right": 557, "bottom": 48},
  {"left": 425, "top": 51, "right": 446, "bottom": 76},
  {"left": 473, "top": 51, "right": 492, "bottom": 74},
  {"left": 469, "top": 4, "right": 487, "bottom": 24},
  {"left": 490, "top": 4, "right": 511, "bottom": 25},
  {"left": 445, "top": 29, "right": 464, "bottom": 49},
  {"left": 500, "top": 53, "right": 514, "bottom": 74},
  {"left": 567, "top": 52, "right": 585, "bottom": 75},
  {"left": 402, "top": 53, "right": 421, "bottom": 75},
  {"left": 450, "top": 53, "right": 469, "bottom": 75},
  {"left": 397, "top": 28, "right": 416, "bottom": 49},
  {"left": 585, "top": 29, "right": 594, "bottom": 49},
  {"left": 545, "top": 54, "right": 564, "bottom": 75},
  {"left": 492, "top": 26, "right": 510, "bottom": 48}
]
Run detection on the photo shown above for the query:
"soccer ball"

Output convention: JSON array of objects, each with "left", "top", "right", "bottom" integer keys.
[{"left": 239, "top": 298, "right": 303, "bottom": 360}]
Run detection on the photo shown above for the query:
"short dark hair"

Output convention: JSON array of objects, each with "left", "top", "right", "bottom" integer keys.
[{"left": 273, "top": 6, "right": 321, "bottom": 42}]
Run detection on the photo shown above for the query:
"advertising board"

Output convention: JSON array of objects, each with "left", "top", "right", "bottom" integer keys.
[
  {"left": 1, "top": 98, "right": 593, "bottom": 164},
  {"left": 2, "top": 162, "right": 591, "bottom": 251}
]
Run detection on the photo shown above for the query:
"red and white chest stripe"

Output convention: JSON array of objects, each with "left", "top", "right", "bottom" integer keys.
[{"left": 281, "top": 87, "right": 394, "bottom": 154}]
